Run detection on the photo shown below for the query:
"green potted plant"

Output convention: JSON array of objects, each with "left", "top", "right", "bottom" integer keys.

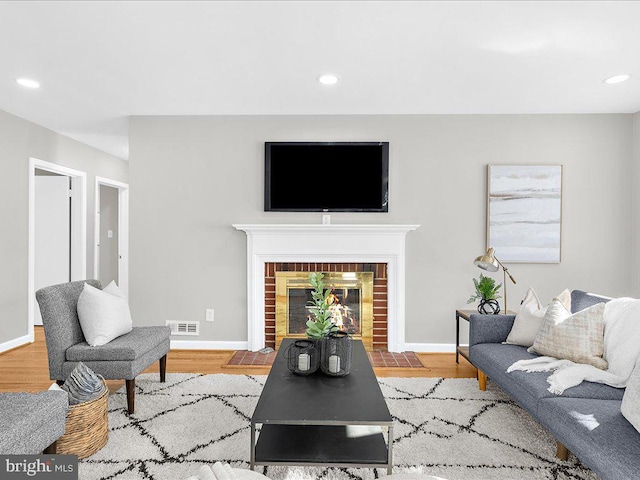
[
  {"left": 305, "top": 272, "right": 338, "bottom": 339},
  {"left": 467, "top": 274, "right": 502, "bottom": 314}
]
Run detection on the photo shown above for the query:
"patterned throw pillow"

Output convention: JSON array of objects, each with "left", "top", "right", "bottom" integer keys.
[
  {"left": 530, "top": 300, "right": 607, "bottom": 369},
  {"left": 622, "top": 358, "right": 640, "bottom": 433},
  {"left": 506, "top": 288, "right": 571, "bottom": 347}
]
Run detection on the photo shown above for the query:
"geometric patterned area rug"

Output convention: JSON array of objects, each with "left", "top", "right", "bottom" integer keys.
[{"left": 80, "top": 374, "right": 597, "bottom": 480}]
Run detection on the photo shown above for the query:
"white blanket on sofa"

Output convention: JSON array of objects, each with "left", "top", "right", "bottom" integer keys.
[{"left": 507, "top": 297, "right": 640, "bottom": 394}]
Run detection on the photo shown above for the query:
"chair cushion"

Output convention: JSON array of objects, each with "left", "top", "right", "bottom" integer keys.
[
  {"left": 77, "top": 281, "right": 132, "bottom": 346},
  {"left": 66, "top": 326, "right": 170, "bottom": 361}
]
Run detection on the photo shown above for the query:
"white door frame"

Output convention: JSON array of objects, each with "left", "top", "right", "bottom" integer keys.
[
  {"left": 94, "top": 177, "right": 129, "bottom": 298},
  {"left": 28, "top": 158, "right": 87, "bottom": 339}
]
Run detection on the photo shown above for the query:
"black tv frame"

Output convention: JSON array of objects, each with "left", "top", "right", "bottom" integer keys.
[{"left": 264, "top": 141, "right": 389, "bottom": 213}]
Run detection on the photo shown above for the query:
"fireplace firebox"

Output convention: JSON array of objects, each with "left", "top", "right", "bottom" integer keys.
[
  {"left": 265, "top": 262, "right": 388, "bottom": 351},
  {"left": 275, "top": 272, "right": 374, "bottom": 350}
]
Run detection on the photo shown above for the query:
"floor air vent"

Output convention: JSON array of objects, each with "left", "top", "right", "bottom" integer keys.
[{"left": 166, "top": 320, "right": 199, "bottom": 336}]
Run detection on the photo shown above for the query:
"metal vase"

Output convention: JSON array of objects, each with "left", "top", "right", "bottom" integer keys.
[
  {"left": 284, "top": 339, "right": 320, "bottom": 375},
  {"left": 478, "top": 298, "right": 501, "bottom": 315},
  {"left": 320, "top": 331, "right": 353, "bottom": 377}
]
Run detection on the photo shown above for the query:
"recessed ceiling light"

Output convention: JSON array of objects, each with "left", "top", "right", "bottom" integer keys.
[
  {"left": 318, "top": 74, "right": 339, "bottom": 85},
  {"left": 15, "top": 78, "right": 40, "bottom": 89},
  {"left": 603, "top": 74, "right": 630, "bottom": 85}
]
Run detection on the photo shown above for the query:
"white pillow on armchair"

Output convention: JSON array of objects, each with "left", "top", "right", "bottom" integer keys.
[{"left": 77, "top": 281, "right": 133, "bottom": 346}]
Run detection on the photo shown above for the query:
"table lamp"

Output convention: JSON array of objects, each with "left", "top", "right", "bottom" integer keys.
[{"left": 473, "top": 247, "right": 516, "bottom": 312}]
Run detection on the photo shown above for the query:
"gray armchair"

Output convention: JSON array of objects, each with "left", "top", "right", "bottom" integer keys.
[{"left": 36, "top": 280, "right": 170, "bottom": 414}]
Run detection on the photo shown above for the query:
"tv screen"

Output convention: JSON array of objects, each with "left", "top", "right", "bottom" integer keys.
[{"left": 265, "top": 142, "right": 389, "bottom": 212}]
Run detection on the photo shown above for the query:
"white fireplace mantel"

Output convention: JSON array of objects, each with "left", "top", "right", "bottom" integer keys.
[{"left": 233, "top": 224, "right": 420, "bottom": 352}]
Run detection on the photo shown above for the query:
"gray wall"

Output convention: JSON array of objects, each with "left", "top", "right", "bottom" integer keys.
[
  {"left": 129, "top": 114, "right": 635, "bottom": 347},
  {"left": 99, "top": 185, "right": 119, "bottom": 286},
  {"left": 0, "top": 109, "right": 128, "bottom": 347}
]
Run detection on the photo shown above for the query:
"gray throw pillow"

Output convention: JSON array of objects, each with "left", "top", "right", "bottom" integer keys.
[{"left": 622, "top": 358, "right": 640, "bottom": 433}]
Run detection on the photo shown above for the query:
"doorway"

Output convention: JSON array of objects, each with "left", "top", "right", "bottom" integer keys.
[
  {"left": 28, "top": 158, "right": 86, "bottom": 332},
  {"left": 34, "top": 171, "right": 70, "bottom": 324},
  {"left": 94, "top": 177, "right": 129, "bottom": 298}
]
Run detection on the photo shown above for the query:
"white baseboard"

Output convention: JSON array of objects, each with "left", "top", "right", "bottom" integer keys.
[
  {"left": 170, "top": 340, "right": 249, "bottom": 350},
  {"left": 0, "top": 333, "right": 34, "bottom": 354},
  {"left": 404, "top": 343, "right": 457, "bottom": 353}
]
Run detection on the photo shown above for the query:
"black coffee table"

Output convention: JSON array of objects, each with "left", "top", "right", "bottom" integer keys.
[{"left": 250, "top": 339, "right": 393, "bottom": 473}]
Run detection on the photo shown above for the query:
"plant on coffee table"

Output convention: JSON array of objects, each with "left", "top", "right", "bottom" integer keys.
[{"left": 305, "top": 272, "right": 338, "bottom": 339}]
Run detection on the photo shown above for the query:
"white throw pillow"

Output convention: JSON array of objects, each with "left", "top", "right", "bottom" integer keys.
[
  {"left": 102, "top": 280, "right": 127, "bottom": 300},
  {"left": 77, "top": 282, "right": 133, "bottom": 346},
  {"left": 505, "top": 288, "right": 571, "bottom": 347},
  {"left": 603, "top": 298, "right": 640, "bottom": 379},
  {"left": 622, "top": 358, "right": 640, "bottom": 433}
]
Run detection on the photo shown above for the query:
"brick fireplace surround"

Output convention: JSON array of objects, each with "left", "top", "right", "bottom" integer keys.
[{"left": 265, "top": 262, "right": 388, "bottom": 350}]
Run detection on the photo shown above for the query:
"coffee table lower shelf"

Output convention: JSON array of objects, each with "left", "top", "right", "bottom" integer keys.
[{"left": 252, "top": 424, "right": 392, "bottom": 472}]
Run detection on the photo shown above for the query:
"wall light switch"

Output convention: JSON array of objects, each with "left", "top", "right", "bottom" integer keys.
[
  {"left": 107, "top": 230, "right": 113, "bottom": 238},
  {"left": 206, "top": 309, "right": 214, "bottom": 322}
]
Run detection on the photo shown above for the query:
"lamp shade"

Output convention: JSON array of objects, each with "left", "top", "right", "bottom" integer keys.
[{"left": 474, "top": 247, "right": 499, "bottom": 272}]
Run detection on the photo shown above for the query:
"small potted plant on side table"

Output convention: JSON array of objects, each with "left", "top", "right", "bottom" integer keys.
[{"left": 467, "top": 274, "right": 502, "bottom": 314}]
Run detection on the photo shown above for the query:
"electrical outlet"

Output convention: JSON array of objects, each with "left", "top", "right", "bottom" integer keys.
[{"left": 206, "top": 309, "right": 214, "bottom": 322}]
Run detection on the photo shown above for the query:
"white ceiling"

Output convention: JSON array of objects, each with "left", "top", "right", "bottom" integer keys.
[{"left": 1, "top": 1, "right": 640, "bottom": 160}]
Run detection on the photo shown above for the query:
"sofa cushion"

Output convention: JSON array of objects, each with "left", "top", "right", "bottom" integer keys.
[
  {"left": 538, "top": 398, "right": 640, "bottom": 480},
  {"left": 506, "top": 288, "right": 571, "bottom": 347},
  {"left": 0, "top": 391, "right": 69, "bottom": 454},
  {"left": 530, "top": 301, "right": 607, "bottom": 369},
  {"left": 470, "top": 343, "right": 624, "bottom": 415},
  {"left": 66, "top": 326, "right": 169, "bottom": 361}
]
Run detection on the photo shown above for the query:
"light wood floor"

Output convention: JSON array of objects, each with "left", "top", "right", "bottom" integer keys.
[{"left": 0, "top": 327, "right": 477, "bottom": 394}]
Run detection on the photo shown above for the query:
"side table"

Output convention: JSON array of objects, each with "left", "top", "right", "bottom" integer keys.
[{"left": 455, "top": 310, "right": 475, "bottom": 364}]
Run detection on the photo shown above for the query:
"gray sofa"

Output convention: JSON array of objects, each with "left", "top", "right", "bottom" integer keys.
[
  {"left": 469, "top": 290, "right": 640, "bottom": 480},
  {"left": 0, "top": 390, "right": 69, "bottom": 454}
]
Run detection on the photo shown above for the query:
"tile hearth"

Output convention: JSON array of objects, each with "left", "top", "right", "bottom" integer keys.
[{"left": 225, "top": 350, "right": 424, "bottom": 368}]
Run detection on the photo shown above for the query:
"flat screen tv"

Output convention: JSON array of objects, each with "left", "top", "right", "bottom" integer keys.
[{"left": 265, "top": 142, "right": 389, "bottom": 212}]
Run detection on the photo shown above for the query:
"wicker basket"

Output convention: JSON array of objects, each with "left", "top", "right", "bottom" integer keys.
[{"left": 57, "top": 382, "right": 109, "bottom": 459}]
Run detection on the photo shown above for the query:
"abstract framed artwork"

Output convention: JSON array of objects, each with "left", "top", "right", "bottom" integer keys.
[{"left": 487, "top": 165, "right": 562, "bottom": 263}]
